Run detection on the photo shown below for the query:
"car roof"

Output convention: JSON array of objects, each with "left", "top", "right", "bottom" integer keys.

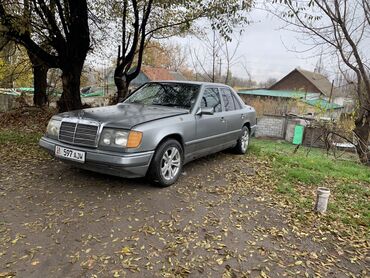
[{"left": 146, "top": 80, "right": 231, "bottom": 87}]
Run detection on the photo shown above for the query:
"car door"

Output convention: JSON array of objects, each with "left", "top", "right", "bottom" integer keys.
[
  {"left": 193, "top": 87, "right": 228, "bottom": 156},
  {"left": 220, "top": 87, "right": 244, "bottom": 142}
]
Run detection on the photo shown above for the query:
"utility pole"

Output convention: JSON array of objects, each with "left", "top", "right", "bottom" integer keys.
[
  {"left": 212, "top": 30, "right": 216, "bottom": 83},
  {"left": 329, "top": 79, "right": 334, "bottom": 103},
  {"left": 219, "top": 58, "right": 222, "bottom": 83}
]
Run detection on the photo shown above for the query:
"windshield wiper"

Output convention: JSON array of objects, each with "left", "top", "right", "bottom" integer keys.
[
  {"left": 127, "top": 100, "right": 144, "bottom": 104},
  {"left": 152, "top": 103, "right": 188, "bottom": 109},
  {"left": 153, "top": 103, "right": 174, "bottom": 107}
]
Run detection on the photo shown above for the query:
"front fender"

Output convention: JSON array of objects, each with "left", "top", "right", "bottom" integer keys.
[{"left": 130, "top": 114, "right": 196, "bottom": 153}]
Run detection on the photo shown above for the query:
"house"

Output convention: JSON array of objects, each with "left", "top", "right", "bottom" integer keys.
[
  {"left": 106, "top": 66, "right": 186, "bottom": 88},
  {"left": 269, "top": 68, "right": 354, "bottom": 108},
  {"left": 269, "top": 68, "right": 333, "bottom": 97},
  {"left": 237, "top": 68, "right": 353, "bottom": 118}
]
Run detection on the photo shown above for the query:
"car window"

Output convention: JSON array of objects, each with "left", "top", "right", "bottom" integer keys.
[
  {"left": 201, "top": 88, "right": 222, "bottom": 112},
  {"left": 220, "top": 88, "right": 236, "bottom": 111},
  {"left": 231, "top": 92, "right": 242, "bottom": 109},
  {"left": 124, "top": 83, "right": 200, "bottom": 110}
]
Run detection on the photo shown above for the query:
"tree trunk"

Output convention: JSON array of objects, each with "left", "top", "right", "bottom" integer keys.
[
  {"left": 33, "top": 63, "right": 48, "bottom": 107},
  {"left": 57, "top": 65, "right": 83, "bottom": 112},
  {"left": 27, "top": 51, "right": 49, "bottom": 107},
  {"left": 353, "top": 109, "right": 370, "bottom": 165},
  {"left": 114, "top": 69, "right": 130, "bottom": 103}
]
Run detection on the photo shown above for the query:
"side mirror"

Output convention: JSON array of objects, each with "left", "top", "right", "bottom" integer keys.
[{"left": 196, "top": 107, "right": 214, "bottom": 115}]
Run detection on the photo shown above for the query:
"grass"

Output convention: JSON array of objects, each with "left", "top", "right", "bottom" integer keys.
[
  {"left": 250, "top": 139, "right": 370, "bottom": 233},
  {"left": 250, "top": 139, "right": 369, "bottom": 183},
  {"left": 0, "top": 130, "right": 42, "bottom": 145},
  {"left": 0, "top": 130, "right": 47, "bottom": 162}
]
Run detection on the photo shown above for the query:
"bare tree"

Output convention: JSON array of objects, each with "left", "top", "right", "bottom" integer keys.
[
  {"left": 190, "top": 30, "right": 243, "bottom": 84},
  {"left": 166, "top": 44, "right": 187, "bottom": 72},
  {"left": 107, "top": 0, "right": 251, "bottom": 102},
  {"left": 221, "top": 36, "right": 242, "bottom": 85},
  {"left": 273, "top": 0, "right": 370, "bottom": 164},
  {"left": 141, "top": 41, "right": 188, "bottom": 72},
  {"left": 190, "top": 30, "right": 222, "bottom": 82},
  {"left": 260, "top": 77, "right": 277, "bottom": 88},
  {"left": 240, "top": 60, "right": 257, "bottom": 88}
]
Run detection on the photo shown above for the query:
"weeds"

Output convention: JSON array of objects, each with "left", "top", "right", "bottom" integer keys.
[{"left": 250, "top": 139, "right": 370, "bottom": 232}]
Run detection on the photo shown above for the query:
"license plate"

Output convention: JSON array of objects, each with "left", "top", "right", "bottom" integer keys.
[{"left": 55, "top": 146, "right": 85, "bottom": 163}]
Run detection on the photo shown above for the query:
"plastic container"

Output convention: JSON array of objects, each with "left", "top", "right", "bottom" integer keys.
[
  {"left": 314, "top": 187, "right": 330, "bottom": 213},
  {"left": 292, "top": 124, "right": 304, "bottom": 145}
]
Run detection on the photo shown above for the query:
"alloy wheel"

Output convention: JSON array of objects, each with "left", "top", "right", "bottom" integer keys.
[
  {"left": 241, "top": 129, "right": 249, "bottom": 152},
  {"left": 160, "top": 147, "right": 181, "bottom": 181}
]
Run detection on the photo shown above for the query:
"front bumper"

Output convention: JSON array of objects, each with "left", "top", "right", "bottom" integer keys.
[{"left": 39, "top": 136, "right": 154, "bottom": 178}]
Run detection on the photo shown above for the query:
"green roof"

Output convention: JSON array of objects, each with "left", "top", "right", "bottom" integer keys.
[
  {"left": 0, "top": 90, "right": 18, "bottom": 96},
  {"left": 237, "top": 89, "right": 319, "bottom": 99},
  {"left": 17, "top": 87, "right": 34, "bottom": 92},
  {"left": 303, "top": 99, "right": 343, "bottom": 110},
  {"left": 237, "top": 89, "right": 343, "bottom": 111},
  {"left": 81, "top": 90, "right": 104, "bottom": 97}
]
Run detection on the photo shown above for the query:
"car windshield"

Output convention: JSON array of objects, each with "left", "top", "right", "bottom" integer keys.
[{"left": 124, "top": 83, "right": 200, "bottom": 110}]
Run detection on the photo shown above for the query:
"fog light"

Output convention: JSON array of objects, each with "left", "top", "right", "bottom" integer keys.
[{"left": 103, "top": 137, "right": 111, "bottom": 145}]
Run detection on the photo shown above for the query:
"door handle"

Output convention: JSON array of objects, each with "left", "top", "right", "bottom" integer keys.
[
  {"left": 241, "top": 114, "right": 245, "bottom": 119},
  {"left": 220, "top": 117, "right": 226, "bottom": 123}
]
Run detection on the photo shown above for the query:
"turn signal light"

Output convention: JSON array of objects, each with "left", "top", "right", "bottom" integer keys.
[{"left": 127, "top": 131, "right": 143, "bottom": 148}]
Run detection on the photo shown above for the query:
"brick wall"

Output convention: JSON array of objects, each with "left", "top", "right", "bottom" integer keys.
[
  {"left": 255, "top": 115, "right": 286, "bottom": 138},
  {"left": 255, "top": 113, "right": 352, "bottom": 148}
]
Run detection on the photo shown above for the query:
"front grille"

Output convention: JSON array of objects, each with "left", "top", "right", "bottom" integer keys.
[{"left": 59, "top": 121, "right": 98, "bottom": 147}]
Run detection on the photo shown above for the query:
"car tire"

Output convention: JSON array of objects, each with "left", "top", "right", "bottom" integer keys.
[
  {"left": 147, "top": 139, "right": 183, "bottom": 187},
  {"left": 233, "top": 126, "right": 250, "bottom": 154}
]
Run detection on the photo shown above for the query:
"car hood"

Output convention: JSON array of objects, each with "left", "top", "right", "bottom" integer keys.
[{"left": 58, "top": 103, "right": 188, "bottom": 129}]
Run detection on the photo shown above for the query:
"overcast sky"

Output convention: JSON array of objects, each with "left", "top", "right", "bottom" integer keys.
[
  {"left": 89, "top": 5, "right": 347, "bottom": 84},
  {"left": 234, "top": 9, "right": 318, "bottom": 81},
  {"left": 174, "top": 8, "right": 322, "bottom": 83}
]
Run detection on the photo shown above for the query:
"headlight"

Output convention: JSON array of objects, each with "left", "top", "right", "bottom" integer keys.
[
  {"left": 46, "top": 119, "right": 61, "bottom": 139},
  {"left": 99, "top": 128, "right": 142, "bottom": 148}
]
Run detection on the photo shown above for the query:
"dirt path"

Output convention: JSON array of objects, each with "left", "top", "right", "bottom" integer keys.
[{"left": 0, "top": 152, "right": 368, "bottom": 277}]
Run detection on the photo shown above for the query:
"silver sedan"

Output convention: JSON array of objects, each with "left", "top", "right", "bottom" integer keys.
[{"left": 39, "top": 81, "right": 257, "bottom": 186}]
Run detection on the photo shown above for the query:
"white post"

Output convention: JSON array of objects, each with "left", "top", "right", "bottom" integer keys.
[{"left": 314, "top": 187, "right": 330, "bottom": 213}]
